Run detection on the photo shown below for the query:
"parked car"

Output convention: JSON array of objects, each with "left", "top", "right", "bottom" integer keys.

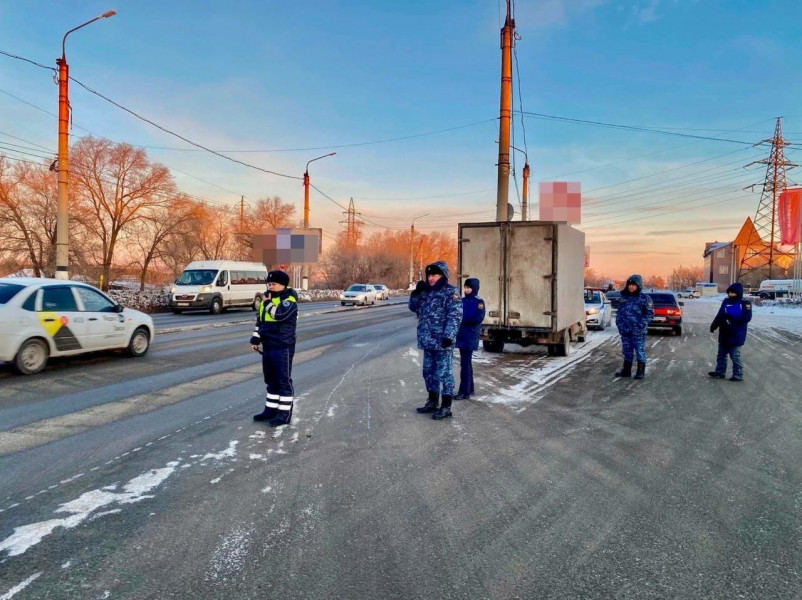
[
  {"left": 645, "top": 291, "right": 684, "bottom": 336},
  {"left": 339, "top": 284, "right": 377, "bottom": 306},
  {"left": 676, "top": 288, "right": 700, "bottom": 299},
  {"left": 0, "top": 278, "right": 154, "bottom": 375},
  {"left": 371, "top": 284, "right": 389, "bottom": 300},
  {"left": 605, "top": 289, "right": 622, "bottom": 310},
  {"left": 583, "top": 289, "right": 612, "bottom": 330}
]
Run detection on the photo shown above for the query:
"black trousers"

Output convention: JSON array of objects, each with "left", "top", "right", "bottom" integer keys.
[
  {"left": 458, "top": 348, "right": 474, "bottom": 396},
  {"left": 262, "top": 346, "right": 295, "bottom": 411}
]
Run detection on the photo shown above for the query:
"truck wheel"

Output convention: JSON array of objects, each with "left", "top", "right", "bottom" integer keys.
[
  {"left": 210, "top": 297, "right": 223, "bottom": 314},
  {"left": 15, "top": 338, "right": 49, "bottom": 375},
  {"left": 482, "top": 340, "right": 504, "bottom": 353},
  {"left": 674, "top": 326, "right": 682, "bottom": 336},
  {"left": 546, "top": 345, "right": 556, "bottom": 356},
  {"left": 555, "top": 330, "right": 570, "bottom": 357}
]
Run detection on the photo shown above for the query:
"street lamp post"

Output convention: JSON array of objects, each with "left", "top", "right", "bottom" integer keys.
[
  {"left": 409, "top": 213, "right": 429, "bottom": 286},
  {"left": 55, "top": 10, "right": 116, "bottom": 280},
  {"left": 301, "top": 152, "right": 335, "bottom": 290}
]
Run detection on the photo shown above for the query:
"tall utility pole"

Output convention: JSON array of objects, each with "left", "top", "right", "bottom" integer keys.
[
  {"left": 239, "top": 196, "right": 245, "bottom": 233},
  {"left": 738, "top": 117, "right": 798, "bottom": 282},
  {"left": 55, "top": 10, "right": 116, "bottom": 280},
  {"left": 495, "top": 0, "right": 514, "bottom": 222},
  {"left": 339, "top": 198, "right": 363, "bottom": 249},
  {"left": 521, "top": 161, "right": 530, "bottom": 221},
  {"left": 301, "top": 152, "right": 335, "bottom": 290}
]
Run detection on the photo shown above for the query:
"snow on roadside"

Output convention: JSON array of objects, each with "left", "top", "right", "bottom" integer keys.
[{"left": 475, "top": 328, "right": 618, "bottom": 412}]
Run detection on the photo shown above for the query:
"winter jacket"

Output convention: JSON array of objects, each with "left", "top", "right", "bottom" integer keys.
[
  {"left": 711, "top": 282, "right": 752, "bottom": 347},
  {"left": 408, "top": 261, "right": 463, "bottom": 351},
  {"left": 615, "top": 274, "right": 654, "bottom": 337},
  {"left": 456, "top": 278, "right": 486, "bottom": 351},
  {"left": 250, "top": 287, "right": 298, "bottom": 348}
]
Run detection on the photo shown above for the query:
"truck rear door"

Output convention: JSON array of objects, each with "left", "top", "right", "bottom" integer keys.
[
  {"left": 507, "top": 224, "right": 553, "bottom": 328},
  {"left": 459, "top": 225, "right": 503, "bottom": 326}
]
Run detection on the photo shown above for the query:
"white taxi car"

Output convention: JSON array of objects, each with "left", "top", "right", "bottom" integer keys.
[{"left": 0, "top": 278, "right": 154, "bottom": 375}]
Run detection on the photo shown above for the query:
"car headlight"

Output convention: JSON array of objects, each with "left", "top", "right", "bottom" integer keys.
[
  {"left": 201, "top": 285, "right": 211, "bottom": 293},
  {"left": 170, "top": 286, "right": 176, "bottom": 293},
  {"left": 586, "top": 308, "right": 599, "bottom": 315}
]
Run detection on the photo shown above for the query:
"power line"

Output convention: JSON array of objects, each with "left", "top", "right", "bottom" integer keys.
[
  {"left": 69, "top": 76, "right": 302, "bottom": 181},
  {"left": 521, "top": 111, "right": 758, "bottom": 145},
  {"left": 135, "top": 119, "right": 498, "bottom": 153}
]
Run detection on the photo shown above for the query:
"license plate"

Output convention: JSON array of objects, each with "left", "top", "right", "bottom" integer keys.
[
  {"left": 654, "top": 316, "right": 666, "bottom": 322},
  {"left": 177, "top": 302, "right": 189, "bottom": 307}
]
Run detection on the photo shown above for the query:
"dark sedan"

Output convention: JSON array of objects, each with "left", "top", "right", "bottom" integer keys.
[
  {"left": 606, "top": 290, "right": 622, "bottom": 310},
  {"left": 645, "top": 292, "right": 683, "bottom": 336}
]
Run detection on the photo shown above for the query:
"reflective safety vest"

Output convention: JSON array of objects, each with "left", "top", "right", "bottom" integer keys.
[{"left": 259, "top": 293, "right": 297, "bottom": 322}]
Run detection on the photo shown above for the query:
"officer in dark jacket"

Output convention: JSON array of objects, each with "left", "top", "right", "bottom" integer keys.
[
  {"left": 409, "top": 261, "right": 463, "bottom": 420},
  {"left": 250, "top": 270, "right": 298, "bottom": 426},
  {"left": 615, "top": 274, "right": 654, "bottom": 380},
  {"left": 709, "top": 282, "right": 752, "bottom": 381},
  {"left": 455, "top": 278, "right": 485, "bottom": 400}
]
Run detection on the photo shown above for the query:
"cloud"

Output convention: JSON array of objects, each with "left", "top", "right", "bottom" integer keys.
[
  {"left": 633, "top": 0, "right": 661, "bottom": 24},
  {"left": 516, "top": 0, "right": 609, "bottom": 29}
]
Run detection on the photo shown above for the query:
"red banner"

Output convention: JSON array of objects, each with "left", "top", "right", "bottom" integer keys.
[{"left": 779, "top": 188, "right": 802, "bottom": 244}]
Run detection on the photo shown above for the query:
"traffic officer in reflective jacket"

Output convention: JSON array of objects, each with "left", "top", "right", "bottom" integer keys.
[
  {"left": 614, "top": 273, "right": 654, "bottom": 380},
  {"left": 250, "top": 270, "right": 298, "bottom": 426},
  {"left": 409, "top": 261, "right": 463, "bottom": 420}
]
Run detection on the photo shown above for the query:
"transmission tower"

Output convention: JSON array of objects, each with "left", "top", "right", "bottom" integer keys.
[
  {"left": 339, "top": 198, "right": 364, "bottom": 249},
  {"left": 738, "top": 117, "right": 798, "bottom": 282}
]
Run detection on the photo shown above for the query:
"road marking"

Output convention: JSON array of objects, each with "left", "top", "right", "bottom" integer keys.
[{"left": 0, "top": 345, "right": 330, "bottom": 457}]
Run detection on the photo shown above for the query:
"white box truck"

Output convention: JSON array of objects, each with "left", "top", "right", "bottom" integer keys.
[
  {"left": 170, "top": 260, "right": 268, "bottom": 314},
  {"left": 458, "top": 221, "right": 586, "bottom": 356}
]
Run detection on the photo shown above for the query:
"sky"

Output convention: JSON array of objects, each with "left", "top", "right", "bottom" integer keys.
[{"left": 1, "top": 0, "right": 802, "bottom": 280}]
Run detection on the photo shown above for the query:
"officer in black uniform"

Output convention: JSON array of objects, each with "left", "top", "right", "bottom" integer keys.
[{"left": 250, "top": 270, "right": 298, "bottom": 427}]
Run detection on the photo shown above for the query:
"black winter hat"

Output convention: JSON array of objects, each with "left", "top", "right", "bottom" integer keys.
[
  {"left": 425, "top": 264, "right": 444, "bottom": 277},
  {"left": 267, "top": 270, "right": 290, "bottom": 287}
]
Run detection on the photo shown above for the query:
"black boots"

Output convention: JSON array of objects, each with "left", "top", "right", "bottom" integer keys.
[
  {"left": 253, "top": 403, "right": 278, "bottom": 422},
  {"left": 432, "top": 395, "right": 452, "bottom": 420},
  {"left": 615, "top": 361, "right": 633, "bottom": 377},
  {"left": 268, "top": 408, "right": 292, "bottom": 427},
  {"left": 416, "top": 391, "right": 439, "bottom": 413},
  {"left": 634, "top": 362, "right": 646, "bottom": 380},
  {"left": 708, "top": 371, "right": 725, "bottom": 379}
]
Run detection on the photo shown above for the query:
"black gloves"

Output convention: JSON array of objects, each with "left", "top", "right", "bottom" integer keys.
[
  {"left": 709, "top": 325, "right": 716, "bottom": 333},
  {"left": 250, "top": 335, "right": 260, "bottom": 346},
  {"left": 411, "top": 280, "right": 428, "bottom": 296},
  {"left": 441, "top": 338, "right": 453, "bottom": 348}
]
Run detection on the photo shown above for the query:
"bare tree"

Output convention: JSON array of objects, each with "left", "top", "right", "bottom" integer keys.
[
  {"left": 0, "top": 158, "right": 59, "bottom": 277},
  {"left": 247, "top": 196, "right": 297, "bottom": 231},
  {"left": 71, "top": 137, "right": 176, "bottom": 289},
  {"left": 128, "top": 194, "right": 197, "bottom": 290}
]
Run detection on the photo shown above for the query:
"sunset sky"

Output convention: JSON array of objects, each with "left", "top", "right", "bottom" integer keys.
[{"left": 2, "top": 0, "right": 801, "bottom": 280}]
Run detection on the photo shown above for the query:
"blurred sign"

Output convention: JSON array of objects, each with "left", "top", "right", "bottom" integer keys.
[
  {"left": 779, "top": 188, "right": 802, "bottom": 244},
  {"left": 539, "top": 181, "right": 581, "bottom": 223},
  {"left": 252, "top": 228, "right": 322, "bottom": 266}
]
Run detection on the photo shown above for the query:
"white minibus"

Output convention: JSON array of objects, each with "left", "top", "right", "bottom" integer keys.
[{"left": 170, "top": 260, "right": 268, "bottom": 314}]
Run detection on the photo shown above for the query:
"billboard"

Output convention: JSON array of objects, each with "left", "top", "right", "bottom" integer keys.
[
  {"left": 251, "top": 228, "right": 322, "bottom": 266},
  {"left": 539, "top": 181, "right": 581, "bottom": 224}
]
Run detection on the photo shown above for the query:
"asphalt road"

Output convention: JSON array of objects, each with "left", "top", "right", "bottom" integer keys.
[{"left": 0, "top": 300, "right": 799, "bottom": 599}]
